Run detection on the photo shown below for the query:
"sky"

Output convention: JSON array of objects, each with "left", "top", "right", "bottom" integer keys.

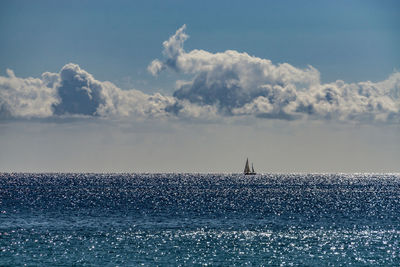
[{"left": 0, "top": 0, "right": 399, "bottom": 173}]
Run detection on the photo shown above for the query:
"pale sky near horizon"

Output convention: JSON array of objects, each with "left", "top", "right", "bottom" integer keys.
[{"left": 0, "top": 0, "right": 399, "bottom": 173}]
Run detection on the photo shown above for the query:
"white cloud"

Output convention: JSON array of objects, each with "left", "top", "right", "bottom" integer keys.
[
  {"left": 53, "top": 63, "right": 175, "bottom": 118},
  {"left": 0, "top": 25, "right": 399, "bottom": 123},
  {"left": 150, "top": 25, "right": 400, "bottom": 123},
  {"left": 0, "top": 64, "right": 176, "bottom": 120},
  {"left": 147, "top": 59, "right": 165, "bottom": 76},
  {"left": 0, "top": 69, "right": 58, "bottom": 119}
]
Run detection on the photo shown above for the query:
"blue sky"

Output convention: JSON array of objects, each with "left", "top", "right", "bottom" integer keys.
[
  {"left": 0, "top": 0, "right": 399, "bottom": 172},
  {"left": 1, "top": 0, "right": 399, "bottom": 92}
]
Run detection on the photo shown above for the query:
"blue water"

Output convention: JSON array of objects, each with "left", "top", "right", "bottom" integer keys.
[{"left": 1, "top": 173, "right": 400, "bottom": 266}]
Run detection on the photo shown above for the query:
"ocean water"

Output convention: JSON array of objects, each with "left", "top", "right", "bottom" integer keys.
[{"left": 1, "top": 173, "right": 400, "bottom": 266}]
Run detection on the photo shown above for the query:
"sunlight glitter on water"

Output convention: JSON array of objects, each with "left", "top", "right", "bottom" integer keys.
[{"left": 1, "top": 173, "right": 400, "bottom": 265}]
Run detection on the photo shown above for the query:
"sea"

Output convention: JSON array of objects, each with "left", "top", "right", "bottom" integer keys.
[{"left": 1, "top": 173, "right": 400, "bottom": 266}]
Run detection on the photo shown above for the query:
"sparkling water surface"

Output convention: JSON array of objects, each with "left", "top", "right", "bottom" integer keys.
[{"left": 1, "top": 173, "right": 400, "bottom": 266}]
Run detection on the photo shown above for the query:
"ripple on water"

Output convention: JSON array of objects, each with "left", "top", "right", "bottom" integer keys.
[{"left": 1, "top": 173, "right": 400, "bottom": 265}]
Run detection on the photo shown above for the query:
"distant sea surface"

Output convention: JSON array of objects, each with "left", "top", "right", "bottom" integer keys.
[{"left": 1, "top": 173, "right": 400, "bottom": 266}]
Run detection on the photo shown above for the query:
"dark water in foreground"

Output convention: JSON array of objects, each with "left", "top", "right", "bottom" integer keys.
[{"left": 1, "top": 173, "right": 400, "bottom": 266}]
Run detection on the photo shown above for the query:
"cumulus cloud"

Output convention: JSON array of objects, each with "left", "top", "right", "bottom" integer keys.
[
  {"left": 1, "top": 25, "right": 399, "bottom": 123},
  {"left": 150, "top": 25, "right": 400, "bottom": 123},
  {"left": 0, "top": 69, "right": 58, "bottom": 119},
  {"left": 52, "top": 63, "right": 175, "bottom": 118},
  {"left": 147, "top": 59, "right": 165, "bottom": 76},
  {"left": 0, "top": 64, "right": 175, "bottom": 120}
]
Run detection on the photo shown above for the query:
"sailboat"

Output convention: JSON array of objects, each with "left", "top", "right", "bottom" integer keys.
[{"left": 244, "top": 158, "right": 256, "bottom": 175}]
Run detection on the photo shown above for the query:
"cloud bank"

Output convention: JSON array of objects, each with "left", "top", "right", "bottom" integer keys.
[
  {"left": 1, "top": 25, "right": 399, "bottom": 123},
  {"left": 150, "top": 25, "right": 400, "bottom": 123},
  {"left": 0, "top": 63, "right": 176, "bottom": 120}
]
